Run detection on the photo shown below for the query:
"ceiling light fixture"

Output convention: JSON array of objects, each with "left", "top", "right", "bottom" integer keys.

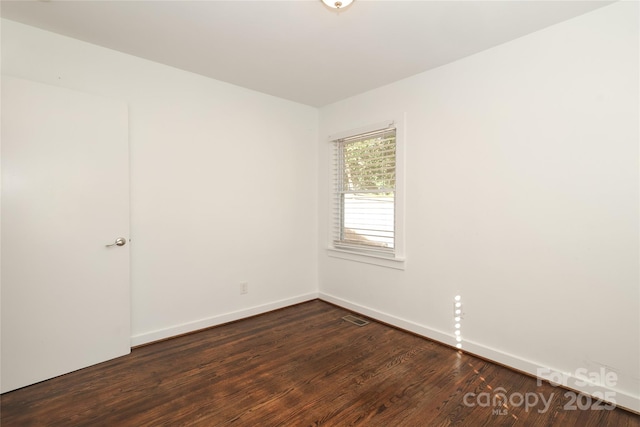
[{"left": 322, "top": 0, "right": 353, "bottom": 9}]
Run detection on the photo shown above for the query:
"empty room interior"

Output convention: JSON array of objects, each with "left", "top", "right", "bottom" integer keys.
[{"left": 1, "top": 0, "right": 639, "bottom": 425}]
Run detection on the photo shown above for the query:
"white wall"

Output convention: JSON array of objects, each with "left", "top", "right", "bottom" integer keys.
[
  {"left": 318, "top": 2, "right": 639, "bottom": 412},
  {"left": 2, "top": 0, "right": 638, "bottom": 413},
  {"left": 1, "top": 19, "right": 319, "bottom": 345}
]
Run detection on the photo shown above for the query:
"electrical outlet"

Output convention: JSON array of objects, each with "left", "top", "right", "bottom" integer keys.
[{"left": 240, "top": 282, "right": 248, "bottom": 294}]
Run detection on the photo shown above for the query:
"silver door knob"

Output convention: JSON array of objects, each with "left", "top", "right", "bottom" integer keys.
[{"left": 106, "top": 237, "right": 127, "bottom": 247}]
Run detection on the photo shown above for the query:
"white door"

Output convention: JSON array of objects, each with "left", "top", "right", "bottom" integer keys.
[{"left": 1, "top": 77, "right": 130, "bottom": 393}]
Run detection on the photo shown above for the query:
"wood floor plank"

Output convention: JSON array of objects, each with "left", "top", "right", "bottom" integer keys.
[{"left": 1, "top": 300, "right": 638, "bottom": 426}]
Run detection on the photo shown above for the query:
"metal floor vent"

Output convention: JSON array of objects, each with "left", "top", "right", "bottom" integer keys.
[{"left": 342, "top": 314, "right": 369, "bottom": 327}]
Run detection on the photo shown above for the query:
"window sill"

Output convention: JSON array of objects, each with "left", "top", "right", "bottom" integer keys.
[{"left": 327, "top": 248, "right": 406, "bottom": 270}]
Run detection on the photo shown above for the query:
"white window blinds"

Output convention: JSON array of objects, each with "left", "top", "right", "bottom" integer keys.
[{"left": 332, "top": 126, "right": 396, "bottom": 254}]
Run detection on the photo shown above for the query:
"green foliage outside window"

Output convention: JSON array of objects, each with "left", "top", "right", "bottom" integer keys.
[{"left": 341, "top": 134, "right": 396, "bottom": 192}]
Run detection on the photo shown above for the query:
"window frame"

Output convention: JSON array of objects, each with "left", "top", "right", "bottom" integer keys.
[{"left": 327, "top": 118, "right": 406, "bottom": 270}]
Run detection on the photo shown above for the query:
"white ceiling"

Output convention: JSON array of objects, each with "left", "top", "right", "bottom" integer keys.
[{"left": 1, "top": 0, "right": 613, "bottom": 107}]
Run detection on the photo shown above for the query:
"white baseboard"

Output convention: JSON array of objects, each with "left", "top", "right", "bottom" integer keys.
[
  {"left": 319, "top": 292, "right": 640, "bottom": 414},
  {"left": 130, "top": 292, "right": 319, "bottom": 347}
]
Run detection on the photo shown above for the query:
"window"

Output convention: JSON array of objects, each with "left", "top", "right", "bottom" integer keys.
[{"left": 330, "top": 121, "right": 404, "bottom": 267}]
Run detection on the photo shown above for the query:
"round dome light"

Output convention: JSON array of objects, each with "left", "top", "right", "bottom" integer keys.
[{"left": 322, "top": 0, "right": 354, "bottom": 9}]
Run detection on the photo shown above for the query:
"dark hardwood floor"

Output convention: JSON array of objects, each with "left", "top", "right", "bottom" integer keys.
[{"left": 2, "top": 300, "right": 638, "bottom": 426}]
